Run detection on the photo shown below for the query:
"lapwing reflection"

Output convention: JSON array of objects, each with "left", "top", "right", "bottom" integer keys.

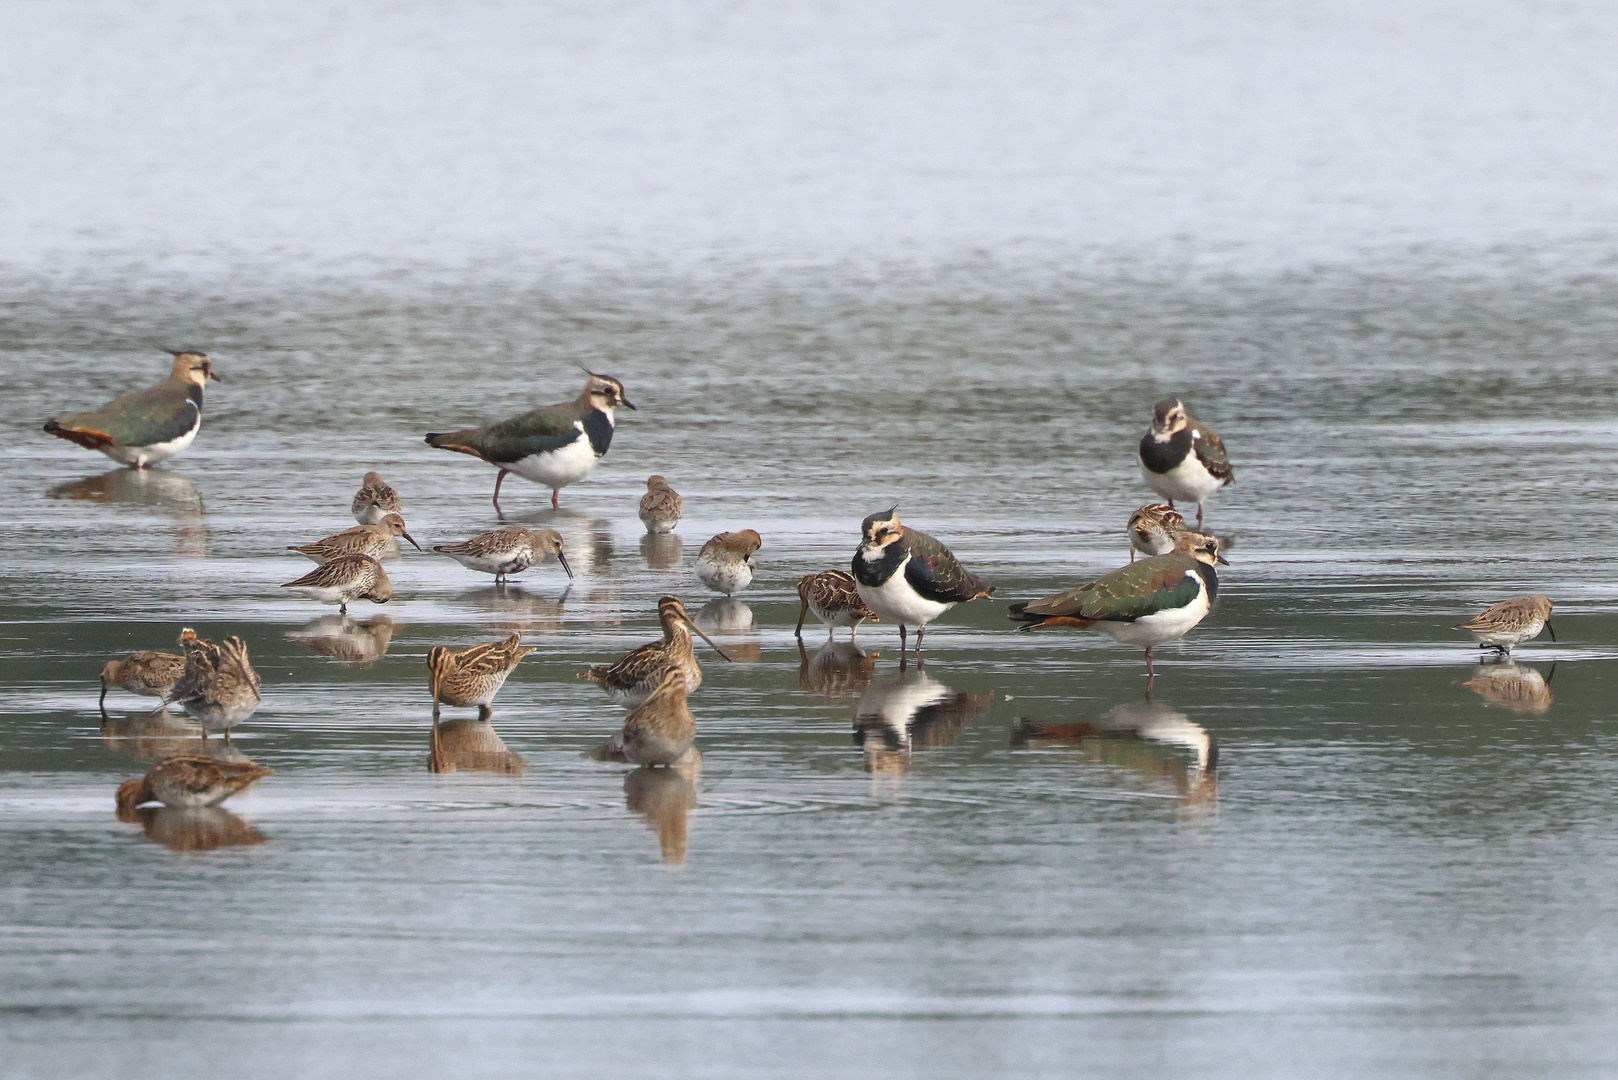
[
  {"left": 853, "top": 670, "right": 990, "bottom": 774},
  {"left": 1012, "top": 700, "right": 1217, "bottom": 808}
]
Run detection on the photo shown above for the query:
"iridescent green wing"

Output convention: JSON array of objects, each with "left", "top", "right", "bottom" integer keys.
[
  {"left": 1191, "top": 421, "right": 1234, "bottom": 482},
  {"left": 60, "top": 384, "right": 199, "bottom": 447},
  {"left": 1025, "top": 557, "right": 1199, "bottom": 623},
  {"left": 902, "top": 528, "right": 993, "bottom": 603}
]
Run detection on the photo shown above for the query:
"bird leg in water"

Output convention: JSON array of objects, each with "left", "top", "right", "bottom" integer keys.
[
  {"left": 492, "top": 468, "right": 510, "bottom": 511},
  {"left": 551, "top": 489, "right": 560, "bottom": 509}
]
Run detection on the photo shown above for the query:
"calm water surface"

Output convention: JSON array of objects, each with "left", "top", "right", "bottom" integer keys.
[{"left": 3, "top": 261, "right": 1618, "bottom": 1078}]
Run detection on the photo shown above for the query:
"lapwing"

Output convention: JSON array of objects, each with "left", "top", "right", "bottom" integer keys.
[
  {"left": 639, "top": 475, "right": 683, "bottom": 534},
  {"left": 794, "top": 569, "right": 878, "bottom": 641},
  {"left": 1008, "top": 531, "right": 1226, "bottom": 688},
  {"left": 1455, "top": 595, "right": 1554, "bottom": 656},
  {"left": 427, "top": 632, "right": 534, "bottom": 721},
  {"left": 1138, "top": 398, "right": 1234, "bottom": 529},
  {"left": 115, "top": 755, "right": 272, "bottom": 819},
  {"left": 351, "top": 472, "right": 402, "bottom": 525},
  {"left": 280, "top": 554, "right": 393, "bottom": 614},
  {"left": 1126, "top": 503, "right": 1186, "bottom": 563},
  {"left": 287, "top": 514, "right": 420, "bottom": 564},
  {"left": 99, "top": 650, "right": 187, "bottom": 716},
  {"left": 163, "top": 630, "right": 262, "bottom": 739},
  {"left": 580, "top": 596, "right": 732, "bottom": 708},
  {"left": 851, "top": 508, "right": 993, "bottom": 654},
  {"left": 696, "top": 530, "right": 761, "bottom": 595},
  {"left": 432, "top": 526, "right": 571, "bottom": 586},
  {"left": 44, "top": 350, "right": 220, "bottom": 469},
  {"left": 424, "top": 371, "right": 635, "bottom": 510}
]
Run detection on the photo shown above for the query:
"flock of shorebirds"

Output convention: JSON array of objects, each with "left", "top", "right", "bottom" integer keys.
[{"left": 52, "top": 352, "right": 1558, "bottom": 831}]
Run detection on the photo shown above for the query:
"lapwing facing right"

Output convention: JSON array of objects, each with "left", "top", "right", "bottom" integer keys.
[
  {"left": 1455, "top": 595, "right": 1554, "bottom": 656},
  {"left": 424, "top": 372, "right": 634, "bottom": 510},
  {"left": 1008, "top": 531, "right": 1226, "bottom": 692},
  {"left": 44, "top": 350, "right": 220, "bottom": 469},
  {"left": 851, "top": 508, "right": 993, "bottom": 656},
  {"left": 1138, "top": 397, "right": 1234, "bottom": 529}
]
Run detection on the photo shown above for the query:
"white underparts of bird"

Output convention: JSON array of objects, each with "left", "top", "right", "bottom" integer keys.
[
  {"left": 424, "top": 372, "right": 635, "bottom": 510},
  {"left": 696, "top": 530, "right": 761, "bottom": 595},
  {"left": 1138, "top": 397, "right": 1234, "bottom": 530},
  {"left": 851, "top": 508, "right": 993, "bottom": 649},
  {"left": 432, "top": 527, "right": 571, "bottom": 585},
  {"left": 44, "top": 350, "right": 220, "bottom": 468}
]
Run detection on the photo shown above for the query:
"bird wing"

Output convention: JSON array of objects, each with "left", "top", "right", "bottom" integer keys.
[
  {"left": 52, "top": 383, "right": 199, "bottom": 448},
  {"left": 901, "top": 528, "right": 994, "bottom": 604},
  {"left": 1023, "top": 556, "right": 1202, "bottom": 623},
  {"left": 281, "top": 557, "right": 374, "bottom": 589},
  {"left": 425, "top": 402, "right": 582, "bottom": 463},
  {"left": 436, "top": 528, "right": 529, "bottom": 557},
  {"left": 1190, "top": 422, "right": 1234, "bottom": 483}
]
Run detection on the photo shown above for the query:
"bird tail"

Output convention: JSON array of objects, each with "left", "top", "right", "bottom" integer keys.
[
  {"left": 44, "top": 419, "right": 114, "bottom": 450},
  {"left": 1007, "top": 602, "right": 1093, "bottom": 633},
  {"left": 424, "top": 431, "right": 485, "bottom": 458}
]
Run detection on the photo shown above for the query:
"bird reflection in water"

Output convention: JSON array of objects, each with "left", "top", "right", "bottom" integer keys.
[
  {"left": 428, "top": 717, "right": 525, "bottom": 775},
  {"left": 125, "top": 806, "right": 268, "bottom": 852},
  {"left": 1011, "top": 700, "right": 1218, "bottom": 809},
  {"left": 50, "top": 468, "right": 208, "bottom": 555},
  {"left": 640, "top": 532, "right": 683, "bottom": 570},
  {"left": 286, "top": 615, "right": 395, "bottom": 667},
  {"left": 798, "top": 639, "right": 880, "bottom": 697},
  {"left": 1462, "top": 660, "right": 1555, "bottom": 714},
  {"left": 694, "top": 598, "right": 761, "bottom": 662},
  {"left": 99, "top": 710, "right": 250, "bottom": 763},
  {"left": 624, "top": 755, "right": 700, "bottom": 864},
  {"left": 453, "top": 585, "right": 571, "bottom": 638},
  {"left": 853, "top": 670, "right": 990, "bottom": 774}
]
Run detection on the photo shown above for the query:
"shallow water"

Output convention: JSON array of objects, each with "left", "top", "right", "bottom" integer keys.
[{"left": 3, "top": 260, "right": 1618, "bottom": 1078}]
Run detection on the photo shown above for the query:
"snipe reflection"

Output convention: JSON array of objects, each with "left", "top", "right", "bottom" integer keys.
[
  {"left": 1011, "top": 701, "right": 1218, "bottom": 808},
  {"left": 50, "top": 468, "right": 208, "bottom": 555},
  {"left": 624, "top": 756, "right": 700, "bottom": 864},
  {"left": 286, "top": 615, "right": 395, "bottom": 667},
  {"left": 1462, "top": 659, "right": 1555, "bottom": 714},
  {"left": 99, "top": 709, "right": 241, "bottom": 763},
  {"left": 798, "top": 639, "right": 880, "bottom": 697},
  {"left": 854, "top": 670, "right": 990, "bottom": 773},
  {"left": 428, "top": 717, "right": 525, "bottom": 775},
  {"left": 127, "top": 806, "right": 267, "bottom": 852}
]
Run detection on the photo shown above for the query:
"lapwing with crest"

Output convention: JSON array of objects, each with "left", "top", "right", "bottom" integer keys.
[{"left": 425, "top": 370, "right": 634, "bottom": 510}]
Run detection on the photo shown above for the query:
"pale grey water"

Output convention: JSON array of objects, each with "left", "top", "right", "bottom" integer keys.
[
  {"left": 4, "top": 262, "right": 1618, "bottom": 1080},
  {"left": 7, "top": 0, "right": 1618, "bottom": 1076}
]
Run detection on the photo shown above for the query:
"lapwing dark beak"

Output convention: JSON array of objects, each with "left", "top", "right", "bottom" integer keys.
[
  {"left": 557, "top": 551, "right": 574, "bottom": 580},
  {"left": 209, "top": 370, "right": 222, "bottom": 382},
  {"left": 621, "top": 397, "right": 637, "bottom": 410},
  {"left": 1215, "top": 553, "right": 1229, "bottom": 565},
  {"left": 683, "top": 614, "right": 733, "bottom": 662}
]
